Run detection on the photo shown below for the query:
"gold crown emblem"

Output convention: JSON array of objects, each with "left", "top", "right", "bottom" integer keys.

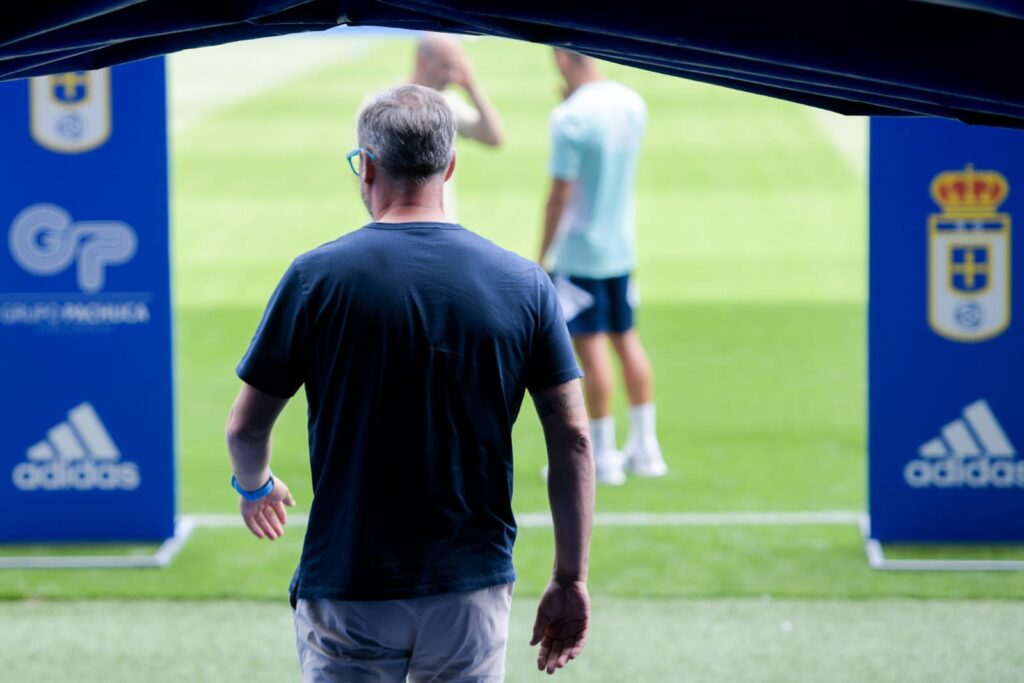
[{"left": 930, "top": 164, "right": 1009, "bottom": 214}]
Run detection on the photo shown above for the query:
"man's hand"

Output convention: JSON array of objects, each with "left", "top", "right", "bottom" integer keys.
[
  {"left": 530, "top": 578, "right": 590, "bottom": 675},
  {"left": 449, "top": 50, "right": 476, "bottom": 92},
  {"left": 240, "top": 477, "right": 296, "bottom": 540}
]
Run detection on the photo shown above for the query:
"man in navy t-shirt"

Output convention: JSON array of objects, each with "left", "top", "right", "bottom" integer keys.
[{"left": 226, "top": 84, "right": 595, "bottom": 681}]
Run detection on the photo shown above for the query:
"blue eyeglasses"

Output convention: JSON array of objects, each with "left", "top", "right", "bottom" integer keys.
[{"left": 346, "top": 148, "right": 376, "bottom": 176}]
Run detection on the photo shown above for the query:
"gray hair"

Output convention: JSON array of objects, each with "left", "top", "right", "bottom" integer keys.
[{"left": 357, "top": 85, "right": 456, "bottom": 183}]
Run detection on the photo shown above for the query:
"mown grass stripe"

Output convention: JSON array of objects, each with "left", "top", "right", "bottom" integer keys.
[{"left": 184, "top": 510, "right": 863, "bottom": 529}]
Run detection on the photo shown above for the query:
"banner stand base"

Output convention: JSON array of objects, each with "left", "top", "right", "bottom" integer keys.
[
  {"left": 861, "top": 515, "right": 1024, "bottom": 571},
  {"left": 0, "top": 516, "right": 196, "bottom": 570}
]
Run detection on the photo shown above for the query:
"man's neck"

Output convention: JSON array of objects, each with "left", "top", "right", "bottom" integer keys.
[
  {"left": 566, "top": 71, "right": 603, "bottom": 98},
  {"left": 374, "top": 205, "right": 449, "bottom": 224},
  {"left": 371, "top": 183, "right": 450, "bottom": 224}
]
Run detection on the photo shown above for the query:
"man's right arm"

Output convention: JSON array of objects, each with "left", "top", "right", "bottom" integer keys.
[
  {"left": 540, "top": 109, "right": 580, "bottom": 266},
  {"left": 450, "top": 52, "right": 504, "bottom": 146},
  {"left": 539, "top": 178, "right": 574, "bottom": 266},
  {"left": 529, "top": 378, "right": 594, "bottom": 674}
]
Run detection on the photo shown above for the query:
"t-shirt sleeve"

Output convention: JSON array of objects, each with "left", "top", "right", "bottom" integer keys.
[
  {"left": 526, "top": 271, "right": 583, "bottom": 394},
  {"left": 548, "top": 110, "right": 584, "bottom": 181},
  {"left": 236, "top": 260, "right": 308, "bottom": 399}
]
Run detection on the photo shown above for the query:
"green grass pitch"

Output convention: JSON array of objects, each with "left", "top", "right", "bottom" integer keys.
[{"left": 3, "top": 34, "right": 1024, "bottom": 681}]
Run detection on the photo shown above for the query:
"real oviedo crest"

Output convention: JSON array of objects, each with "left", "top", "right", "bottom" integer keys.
[
  {"left": 928, "top": 164, "right": 1011, "bottom": 342},
  {"left": 29, "top": 70, "right": 111, "bottom": 153}
]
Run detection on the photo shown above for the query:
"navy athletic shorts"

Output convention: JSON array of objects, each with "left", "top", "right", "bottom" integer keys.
[{"left": 554, "top": 273, "right": 636, "bottom": 335}]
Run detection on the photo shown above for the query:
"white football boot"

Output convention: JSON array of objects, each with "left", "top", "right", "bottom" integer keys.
[
  {"left": 623, "top": 436, "right": 668, "bottom": 478},
  {"left": 593, "top": 449, "right": 627, "bottom": 486}
]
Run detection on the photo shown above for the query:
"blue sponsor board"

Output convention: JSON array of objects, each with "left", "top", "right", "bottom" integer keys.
[
  {"left": 0, "top": 58, "right": 174, "bottom": 542},
  {"left": 869, "top": 118, "right": 1024, "bottom": 542}
]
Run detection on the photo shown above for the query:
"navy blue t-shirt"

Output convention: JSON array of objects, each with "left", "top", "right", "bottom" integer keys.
[{"left": 237, "top": 222, "right": 581, "bottom": 602}]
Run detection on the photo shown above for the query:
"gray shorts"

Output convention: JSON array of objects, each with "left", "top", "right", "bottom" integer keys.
[{"left": 294, "top": 583, "right": 514, "bottom": 682}]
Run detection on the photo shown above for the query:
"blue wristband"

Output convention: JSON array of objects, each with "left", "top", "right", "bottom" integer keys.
[{"left": 231, "top": 471, "right": 275, "bottom": 501}]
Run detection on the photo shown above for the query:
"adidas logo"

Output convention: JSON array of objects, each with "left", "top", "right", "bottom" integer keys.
[
  {"left": 904, "top": 399, "right": 1021, "bottom": 489},
  {"left": 11, "top": 402, "right": 140, "bottom": 491}
]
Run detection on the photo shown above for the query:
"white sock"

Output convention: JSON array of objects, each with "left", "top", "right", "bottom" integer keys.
[
  {"left": 590, "top": 416, "right": 616, "bottom": 456},
  {"left": 628, "top": 403, "right": 658, "bottom": 446}
]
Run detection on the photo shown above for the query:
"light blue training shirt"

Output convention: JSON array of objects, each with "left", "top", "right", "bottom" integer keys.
[{"left": 548, "top": 79, "right": 647, "bottom": 279}]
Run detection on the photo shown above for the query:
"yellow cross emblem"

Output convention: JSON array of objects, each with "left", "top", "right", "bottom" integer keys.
[{"left": 50, "top": 72, "right": 89, "bottom": 102}]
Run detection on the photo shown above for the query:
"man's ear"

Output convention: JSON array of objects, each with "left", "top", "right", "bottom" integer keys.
[
  {"left": 363, "top": 152, "right": 376, "bottom": 184},
  {"left": 444, "top": 151, "right": 456, "bottom": 182}
]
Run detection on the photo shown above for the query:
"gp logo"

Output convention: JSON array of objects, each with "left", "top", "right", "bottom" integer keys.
[{"left": 8, "top": 203, "right": 137, "bottom": 293}]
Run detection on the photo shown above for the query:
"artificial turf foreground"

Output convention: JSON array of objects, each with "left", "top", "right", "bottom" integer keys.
[
  {"left": 3, "top": 32, "right": 1024, "bottom": 681},
  {"left": 4, "top": 598, "right": 1024, "bottom": 682}
]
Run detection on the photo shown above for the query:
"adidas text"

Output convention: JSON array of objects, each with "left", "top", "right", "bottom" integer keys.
[
  {"left": 13, "top": 460, "right": 140, "bottom": 491},
  {"left": 905, "top": 457, "right": 1024, "bottom": 489}
]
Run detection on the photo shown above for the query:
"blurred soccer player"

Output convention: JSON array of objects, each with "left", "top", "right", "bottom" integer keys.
[
  {"left": 227, "top": 85, "right": 593, "bottom": 679},
  {"left": 539, "top": 48, "right": 669, "bottom": 486},
  {"left": 410, "top": 32, "right": 504, "bottom": 220}
]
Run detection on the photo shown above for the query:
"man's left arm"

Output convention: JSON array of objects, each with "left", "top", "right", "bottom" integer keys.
[{"left": 226, "top": 382, "right": 295, "bottom": 540}]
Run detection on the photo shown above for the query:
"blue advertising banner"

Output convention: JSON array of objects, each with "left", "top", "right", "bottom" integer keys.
[
  {"left": 0, "top": 58, "right": 174, "bottom": 543},
  {"left": 869, "top": 118, "right": 1024, "bottom": 542}
]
